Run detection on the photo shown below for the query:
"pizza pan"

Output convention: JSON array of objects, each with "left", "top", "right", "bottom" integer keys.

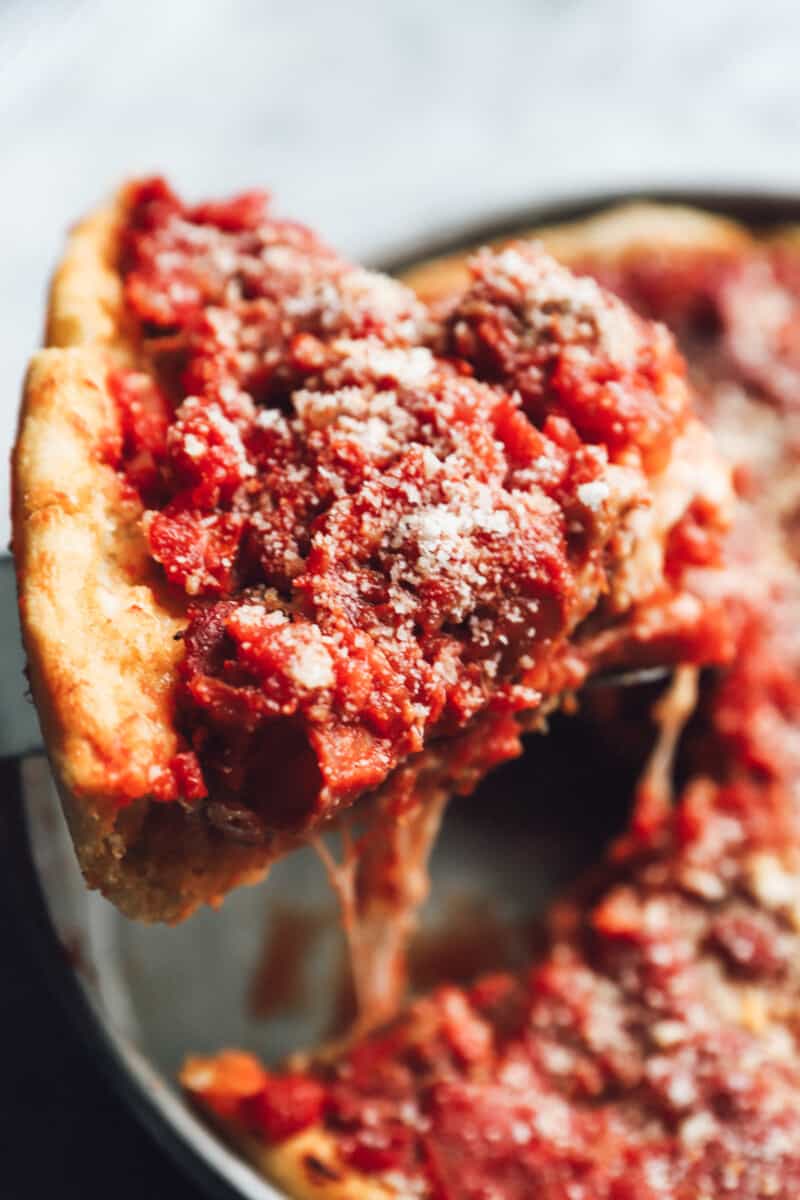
[{"left": 6, "top": 187, "right": 800, "bottom": 1199}]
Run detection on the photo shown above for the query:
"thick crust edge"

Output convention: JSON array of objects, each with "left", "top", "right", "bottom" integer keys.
[
  {"left": 12, "top": 194, "right": 273, "bottom": 922},
  {"left": 399, "top": 201, "right": 754, "bottom": 302}
]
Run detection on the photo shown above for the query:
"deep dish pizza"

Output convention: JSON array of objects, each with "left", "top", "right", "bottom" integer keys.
[
  {"left": 12, "top": 181, "right": 731, "bottom": 923},
  {"left": 183, "top": 203, "right": 800, "bottom": 1199},
  {"left": 184, "top": 776, "right": 800, "bottom": 1200}
]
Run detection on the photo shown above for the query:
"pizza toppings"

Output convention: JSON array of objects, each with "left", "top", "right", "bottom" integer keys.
[
  {"left": 109, "top": 180, "right": 730, "bottom": 836},
  {"left": 184, "top": 779, "right": 800, "bottom": 1199},
  {"left": 183, "top": 220, "right": 800, "bottom": 1198},
  {"left": 439, "top": 243, "right": 689, "bottom": 470}
]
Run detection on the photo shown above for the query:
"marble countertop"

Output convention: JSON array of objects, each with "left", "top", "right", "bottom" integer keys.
[{"left": 3, "top": 0, "right": 800, "bottom": 551}]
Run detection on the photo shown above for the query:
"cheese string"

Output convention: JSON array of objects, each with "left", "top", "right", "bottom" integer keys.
[
  {"left": 632, "top": 663, "right": 699, "bottom": 836},
  {"left": 313, "top": 787, "right": 449, "bottom": 1035}
]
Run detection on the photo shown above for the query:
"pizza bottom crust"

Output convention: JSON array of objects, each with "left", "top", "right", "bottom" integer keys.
[{"left": 54, "top": 778, "right": 275, "bottom": 923}]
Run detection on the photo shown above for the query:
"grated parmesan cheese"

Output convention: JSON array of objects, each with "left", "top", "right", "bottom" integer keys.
[
  {"left": 577, "top": 479, "right": 610, "bottom": 511},
  {"left": 289, "top": 639, "right": 335, "bottom": 691},
  {"left": 336, "top": 338, "right": 435, "bottom": 389}
]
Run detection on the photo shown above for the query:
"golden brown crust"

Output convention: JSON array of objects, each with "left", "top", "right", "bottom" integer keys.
[
  {"left": 399, "top": 201, "right": 754, "bottom": 302},
  {"left": 43, "top": 199, "right": 129, "bottom": 350},
  {"left": 13, "top": 192, "right": 276, "bottom": 922},
  {"left": 15, "top": 347, "right": 183, "bottom": 806}
]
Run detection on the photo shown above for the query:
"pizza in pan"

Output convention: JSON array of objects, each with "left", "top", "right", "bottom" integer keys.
[
  {"left": 185, "top": 774, "right": 800, "bottom": 1200},
  {"left": 182, "top": 204, "right": 800, "bottom": 1199},
  {"left": 12, "top": 181, "right": 732, "bottom": 923}
]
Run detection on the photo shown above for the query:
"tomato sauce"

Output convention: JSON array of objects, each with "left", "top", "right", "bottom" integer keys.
[
  {"left": 112, "top": 180, "right": 719, "bottom": 831},
  {"left": 184, "top": 230, "right": 800, "bottom": 1198}
]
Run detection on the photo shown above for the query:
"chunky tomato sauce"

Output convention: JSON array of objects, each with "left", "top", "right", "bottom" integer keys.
[
  {"left": 184, "top": 232, "right": 800, "bottom": 1198},
  {"left": 111, "top": 180, "right": 724, "bottom": 833},
  {"left": 186, "top": 773, "right": 800, "bottom": 1199}
]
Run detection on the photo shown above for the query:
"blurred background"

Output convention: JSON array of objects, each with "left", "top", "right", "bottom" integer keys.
[
  {"left": 4, "top": 0, "right": 800, "bottom": 546},
  {"left": 4, "top": 0, "right": 800, "bottom": 1194}
]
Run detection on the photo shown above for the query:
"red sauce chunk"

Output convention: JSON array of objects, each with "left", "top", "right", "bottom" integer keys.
[{"left": 112, "top": 180, "right": 727, "bottom": 828}]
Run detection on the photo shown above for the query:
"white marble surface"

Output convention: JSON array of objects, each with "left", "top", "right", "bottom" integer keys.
[{"left": 3, "top": 0, "right": 800, "bottom": 548}]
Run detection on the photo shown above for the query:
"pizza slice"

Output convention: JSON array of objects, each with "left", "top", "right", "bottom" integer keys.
[
  {"left": 12, "top": 181, "right": 732, "bottom": 922},
  {"left": 182, "top": 203, "right": 800, "bottom": 1200}
]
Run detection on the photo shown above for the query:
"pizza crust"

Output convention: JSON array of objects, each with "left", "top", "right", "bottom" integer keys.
[
  {"left": 13, "top": 192, "right": 278, "bottom": 922},
  {"left": 399, "top": 201, "right": 753, "bottom": 302},
  {"left": 43, "top": 199, "right": 128, "bottom": 350}
]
